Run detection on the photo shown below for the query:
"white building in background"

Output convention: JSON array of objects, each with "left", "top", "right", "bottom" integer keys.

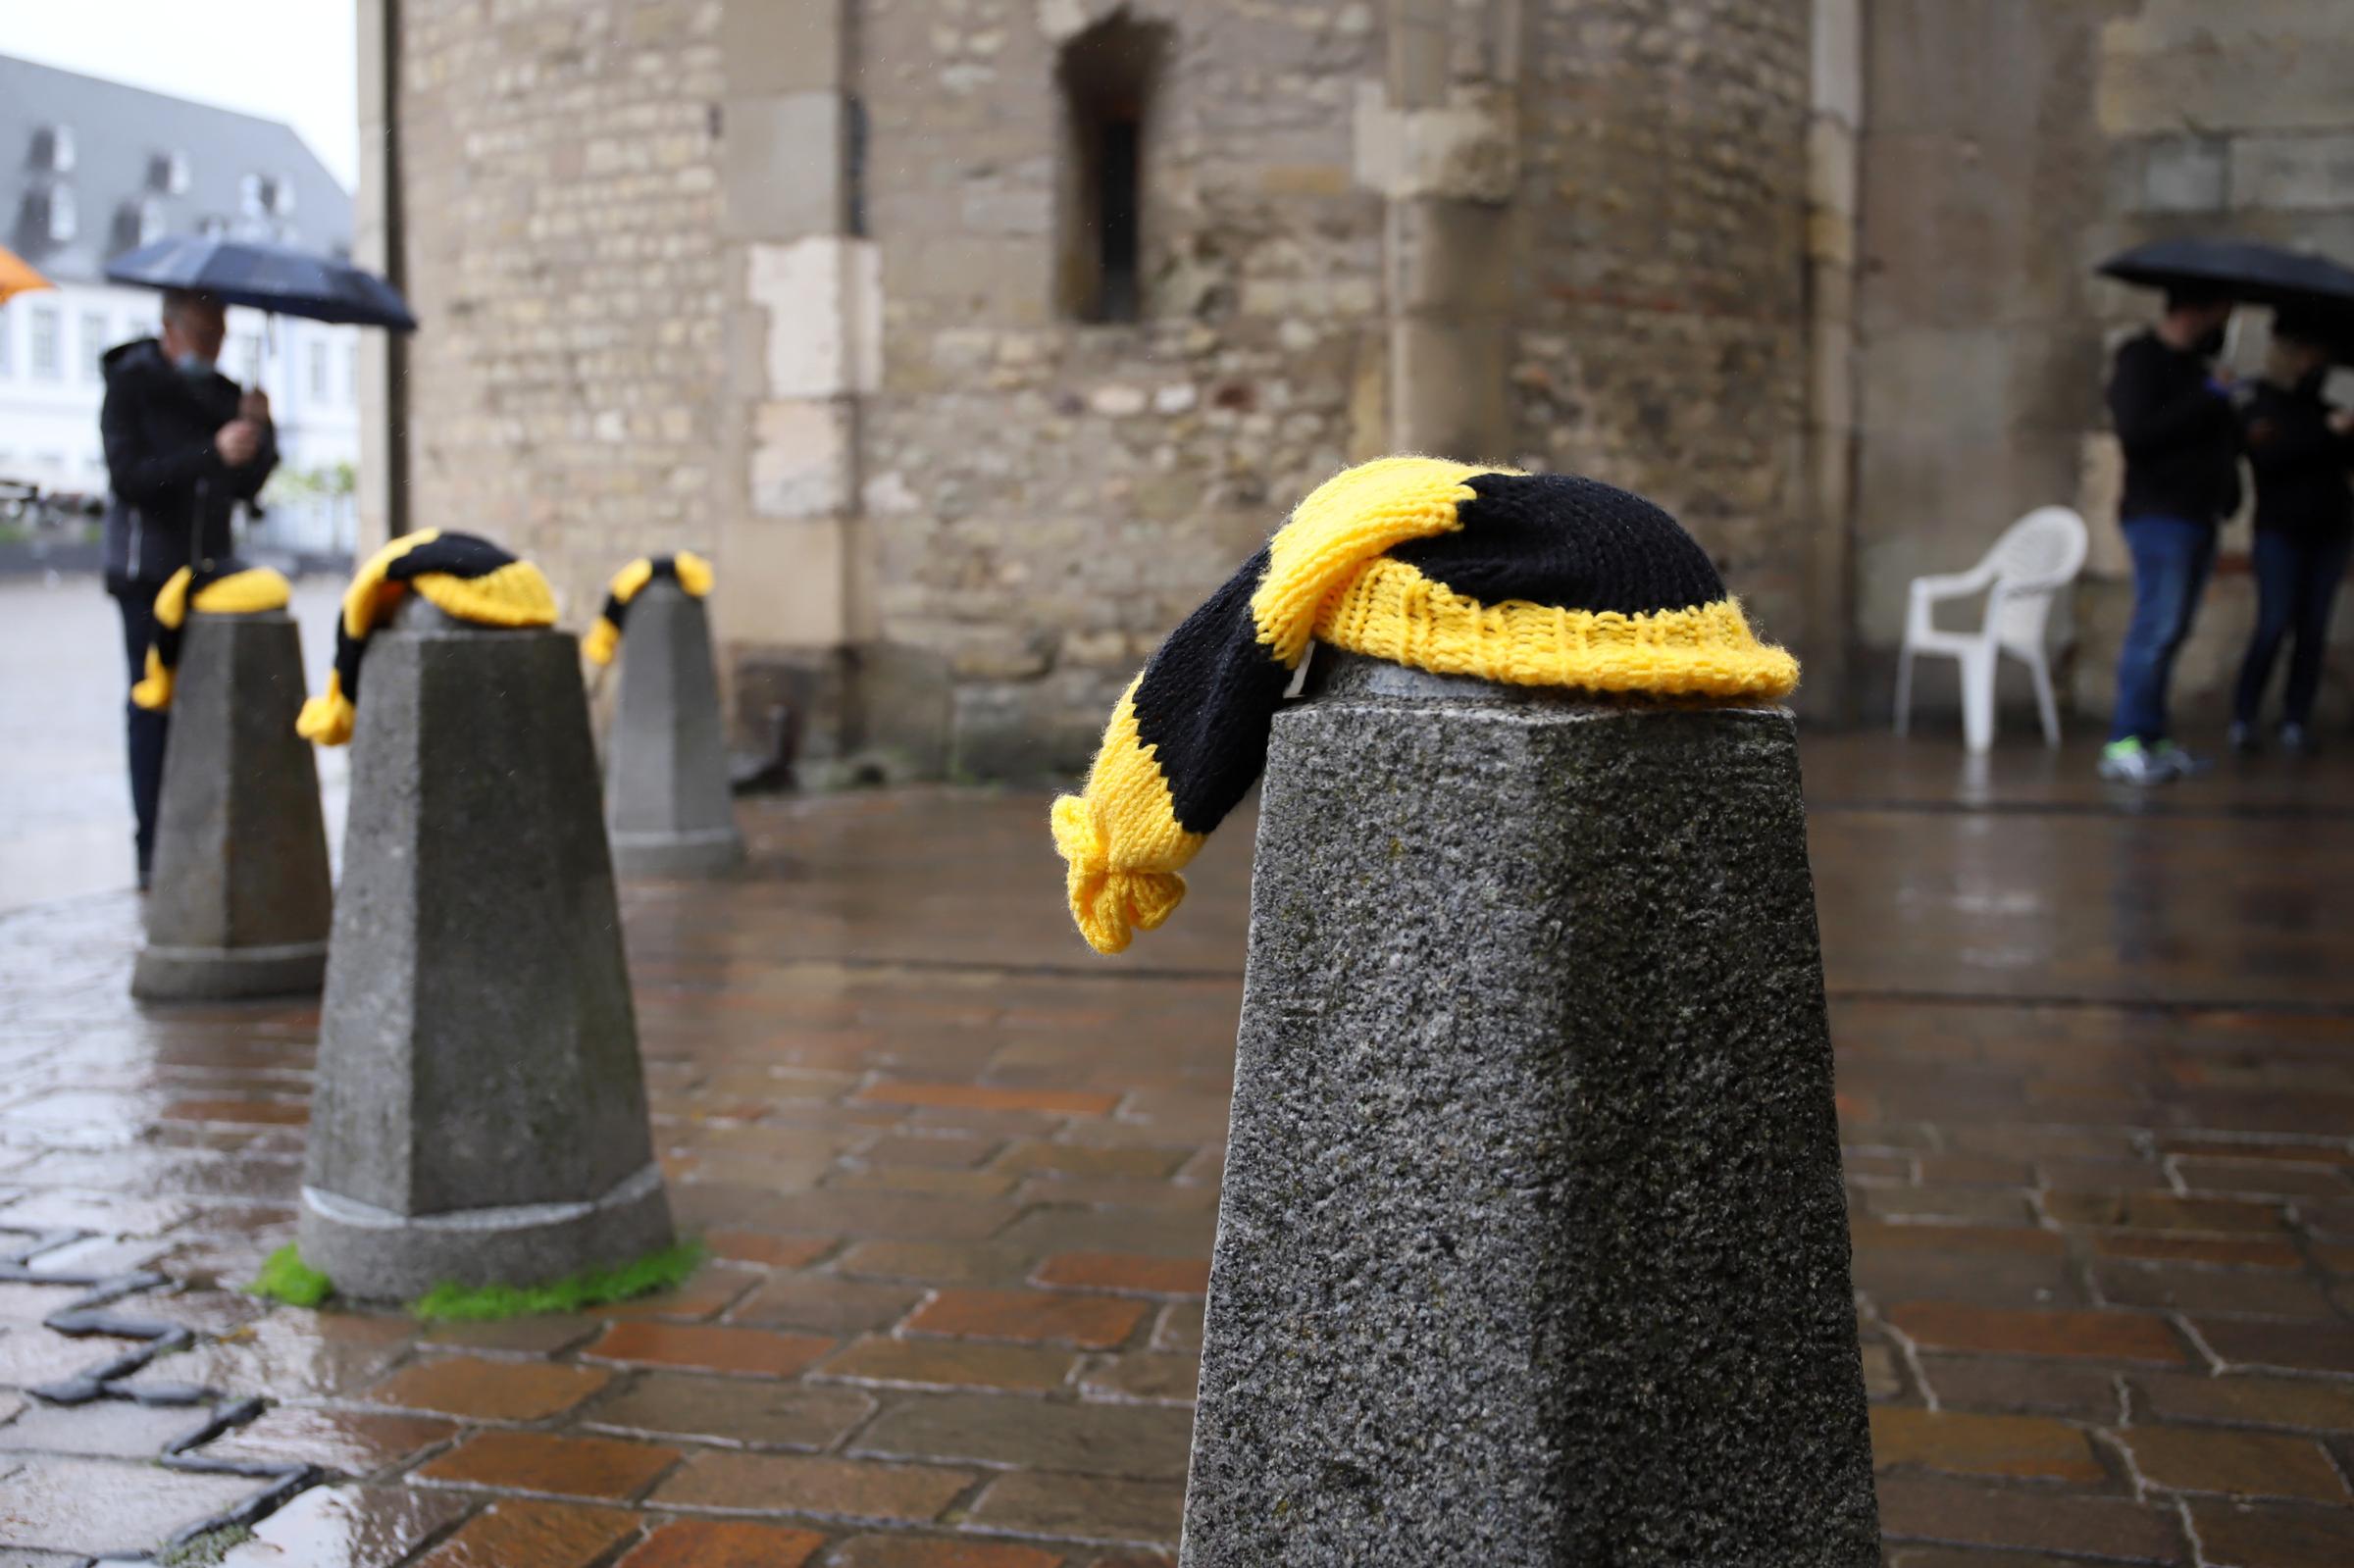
[{"left": 0, "top": 56, "right": 360, "bottom": 558}]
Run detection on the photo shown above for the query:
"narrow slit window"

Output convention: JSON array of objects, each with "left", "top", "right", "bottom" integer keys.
[{"left": 1058, "top": 14, "right": 1169, "bottom": 324}]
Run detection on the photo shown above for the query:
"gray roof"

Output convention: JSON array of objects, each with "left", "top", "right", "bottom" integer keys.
[{"left": 1, "top": 54, "right": 351, "bottom": 285}]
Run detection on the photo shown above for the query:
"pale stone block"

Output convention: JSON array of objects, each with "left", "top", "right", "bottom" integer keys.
[
  {"left": 715, "top": 513, "right": 855, "bottom": 649},
  {"left": 1812, "top": 0, "right": 1863, "bottom": 126},
  {"left": 2098, "top": 39, "right": 2354, "bottom": 138},
  {"left": 722, "top": 92, "right": 844, "bottom": 240},
  {"left": 2231, "top": 133, "right": 2354, "bottom": 213},
  {"left": 1354, "top": 81, "right": 1518, "bottom": 204},
  {"left": 751, "top": 397, "right": 856, "bottom": 518},
  {"left": 2135, "top": 134, "right": 2228, "bottom": 214},
  {"left": 721, "top": 0, "right": 844, "bottom": 95},
  {"left": 750, "top": 235, "right": 882, "bottom": 397}
]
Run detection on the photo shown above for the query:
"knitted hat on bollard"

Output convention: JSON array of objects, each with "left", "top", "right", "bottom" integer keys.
[
  {"left": 1050, "top": 455, "right": 1802, "bottom": 954},
  {"left": 582, "top": 550, "right": 715, "bottom": 667},
  {"left": 296, "top": 530, "right": 558, "bottom": 746},
  {"left": 128, "top": 561, "right": 293, "bottom": 711}
]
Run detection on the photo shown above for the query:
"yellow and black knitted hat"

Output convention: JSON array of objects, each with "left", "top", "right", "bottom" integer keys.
[
  {"left": 296, "top": 530, "right": 557, "bottom": 746},
  {"left": 128, "top": 561, "right": 293, "bottom": 712},
  {"left": 583, "top": 550, "right": 714, "bottom": 667},
  {"left": 1050, "top": 455, "right": 1800, "bottom": 954}
]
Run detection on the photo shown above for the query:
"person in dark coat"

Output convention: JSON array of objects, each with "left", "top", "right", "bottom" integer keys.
[
  {"left": 2230, "top": 312, "right": 2354, "bottom": 756},
  {"left": 100, "top": 288, "right": 277, "bottom": 885},
  {"left": 2100, "top": 287, "right": 2241, "bottom": 785}
]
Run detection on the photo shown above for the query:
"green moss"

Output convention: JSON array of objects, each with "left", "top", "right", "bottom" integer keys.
[
  {"left": 161, "top": 1524, "right": 256, "bottom": 1565},
  {"left": 246, "top": 1244, "right": 333, "bottom": 1308},
  {"left": 408, "top": 1239, "right": 706, "bottom": 1322}
]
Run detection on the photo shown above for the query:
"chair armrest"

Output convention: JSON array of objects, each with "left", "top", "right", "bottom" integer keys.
[
  {"left": 1991, "top": 571, "right": 2077, "bottom": 601},
  {"left": 1910, "top": 564, "right": 1998, "bottom": 600}
]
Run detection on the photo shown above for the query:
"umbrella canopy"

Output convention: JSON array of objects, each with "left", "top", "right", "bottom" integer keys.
[
  {"left": 0, "top": 243, "right": 54, "bottom": 306},
  {"left": 2098, "top": 236, "right": 2354, "bottom": 313},
  {"left": 105, "top": 235, "right": 417, "bottom": 330}
]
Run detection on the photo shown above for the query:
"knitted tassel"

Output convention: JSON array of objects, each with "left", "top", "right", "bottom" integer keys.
[{"left": 1051, "top": 455, "right": 1800, "bottom": 955}]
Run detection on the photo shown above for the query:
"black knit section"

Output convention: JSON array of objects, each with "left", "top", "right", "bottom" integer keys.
[
  {"left": 387, "top": 531, "right": 519, "bottom": 584},
  {"left": 1130, "top": 542, "right": 1295, "bottom": 836},
  {"left": 1389, "top": 471, "right": 1726, "bottom": 615},
  {"left": 600, "top": 555, "right": 683, "bottom": 639}
]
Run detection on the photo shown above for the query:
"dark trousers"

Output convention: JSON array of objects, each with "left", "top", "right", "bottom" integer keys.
[
  {"left": 107, "top": 577, "right": 170, "bottom": 881},
  {"left": 2109, "top": 516, "right": 2217, "bottom": 745},
  {"left": 2234, "top": 529, "right": 2353, "bottom": 730}
]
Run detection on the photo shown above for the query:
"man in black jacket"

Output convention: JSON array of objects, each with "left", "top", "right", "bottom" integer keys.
[
  {"left": 2100, "top": 287, "right": 2240, "bottom": 785},
  {"left": 100, "top": 288, "right": 277, "bottom": 885},
  {"left": 2230, "top": 312, "right": 2354, "bottom": 755}
]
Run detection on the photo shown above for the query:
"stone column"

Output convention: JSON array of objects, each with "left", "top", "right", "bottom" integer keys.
[
  {"left": 1180, "top": 653, "right": 1876, "bottom": 1567},
  {"left": 606, "top": 578, "right": 746, "bottom": 876},
  {"left": 133, "top": 612, "right": 333, "bottom": 1001},
  {"left": 299, "top": 600, "right": 673, "bottom": 1300}
]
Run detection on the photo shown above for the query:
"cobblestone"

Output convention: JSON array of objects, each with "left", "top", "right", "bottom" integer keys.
[{"left": 0, "top": 736, "right": 2349, "bottom": 1562}]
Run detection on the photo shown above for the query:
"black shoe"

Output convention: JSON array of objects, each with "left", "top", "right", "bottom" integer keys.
[
  {"left": 2280, "top": 723, "right": 2315, "bottom": 757},
  {"left": 2228, "top": 722, "right": 2260, "bottom": 755}
]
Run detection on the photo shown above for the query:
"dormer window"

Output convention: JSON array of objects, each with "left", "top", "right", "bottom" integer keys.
[
  {"left": 41, "top": 187, "right": 77, "bottom": 244},
  {"left": 148, "top": 151, "right": 190, "bottom": 195},
  {"left": 240, "top": 174, "right": 294, "bottom": 220},
  {"left": 30, "top": 125, "right": 75, "bottom": 174}
]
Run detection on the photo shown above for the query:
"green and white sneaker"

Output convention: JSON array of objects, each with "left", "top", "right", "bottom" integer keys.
[
  {"left": 2098, "top": 737, "right": 2171, "bottom": 785},
  {"left": 2152, "top": 741, "right": 2209, "bottom": 779}
]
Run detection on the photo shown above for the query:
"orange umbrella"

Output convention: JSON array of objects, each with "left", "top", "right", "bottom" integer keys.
[{"left": 0, "top": 243, "right": 54, "bottom": 305}]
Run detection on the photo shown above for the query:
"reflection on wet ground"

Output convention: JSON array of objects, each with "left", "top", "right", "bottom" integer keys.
[{"left": 0, "top": 732, "right": 2349, "bottom": 1562}]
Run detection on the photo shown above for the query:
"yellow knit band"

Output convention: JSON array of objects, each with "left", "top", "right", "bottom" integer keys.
[
  {"left": 413, "top": 560, "right": 558, "bottom": 629},
  {"left": 1049, "top": 683, "right": 1203, "bottom": 956},
  {"left": 1318, "top": 559, "right": 1799, "bottom": 700}
]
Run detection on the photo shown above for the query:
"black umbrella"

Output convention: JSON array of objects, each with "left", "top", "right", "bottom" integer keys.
[
  {"left": 2097, "top": 237, "right": 2354, "bottom": 313},
  {"left": 105, "top": 235, "right": 417, "bottom": 330}
]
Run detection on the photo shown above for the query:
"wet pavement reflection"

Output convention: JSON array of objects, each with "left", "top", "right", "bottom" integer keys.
[{"left": 0, "top": 732, "right": 2348, "bottom": 1562}]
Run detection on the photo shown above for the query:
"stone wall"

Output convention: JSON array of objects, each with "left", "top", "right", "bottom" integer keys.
[
  {"left": 1855, "top": 0, "right": 2354, "bottom": 733},
  {"left": 390, "top": 0, "right": 730, "bottom": 624},
  {"left": 1510, "top": 0, "right": 1817, "bottom": 651},
  {"left": 850, "top": 0, "right": 1391, "bottom": 778}
]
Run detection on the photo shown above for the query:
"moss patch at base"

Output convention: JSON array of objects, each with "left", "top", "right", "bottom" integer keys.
[
  {"left": 247, "top": 1243, "right": 333, "bottom": 1308},
  {"left": 408, "top": 1239, "right": 706, "bottom": 1322}
]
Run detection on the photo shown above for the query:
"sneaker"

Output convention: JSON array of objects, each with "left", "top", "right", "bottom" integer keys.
[
  {"left": 2279, "top": 723, "right": 2315, "bottom": 757},
  {"left": 2228, "top": 722, "right": 2260, "bottom": 754},
  {"left": 2152, "top": 741, "right": 2208, "bottom": 779},
  {"left": 2099, "top": 737, "right": 2171, "bottom": 785}
]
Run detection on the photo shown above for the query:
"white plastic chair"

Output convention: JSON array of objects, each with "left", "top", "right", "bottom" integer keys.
[{"left": 1894, "top": 506, "right": 2089, "bottom": 753}]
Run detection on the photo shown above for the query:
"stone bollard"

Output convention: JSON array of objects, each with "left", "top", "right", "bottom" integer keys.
[
  {"left": 133, "top": 609, "right": 333, "bottom": 1000},
  {"left": 1179, "top": 652, "right": 1878, "bottom": 1567},
  {"left": 603, "top": 577, "right": 744, "bottom": 876},
  {"left": 299, "top": 597, "right": 674, "bottom": 1300}
]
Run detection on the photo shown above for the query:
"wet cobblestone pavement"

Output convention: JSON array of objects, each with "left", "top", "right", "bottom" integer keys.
[{"left": 0, "top": 734, "right": 2351, "bottom": 1564}]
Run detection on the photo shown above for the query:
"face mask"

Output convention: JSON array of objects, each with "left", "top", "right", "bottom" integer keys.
[{"left": 175, "top": 351, "right": 217, "bottom": 379}]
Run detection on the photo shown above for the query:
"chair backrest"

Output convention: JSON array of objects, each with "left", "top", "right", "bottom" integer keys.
[{"left": 1986, "top": 506, "right": 2088, "bottom": 645}]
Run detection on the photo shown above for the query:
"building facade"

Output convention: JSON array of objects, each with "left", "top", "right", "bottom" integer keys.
[
  {"left": 361, "top": 0, "right": 2354, "bottom": 774},
  {"left": 0, "top": 57, "right": 360, "bottom": 555}
]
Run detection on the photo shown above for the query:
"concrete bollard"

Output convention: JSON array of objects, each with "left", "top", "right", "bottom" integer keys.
[
  {"left": 299, "top": 596, "right": 674, "bottom": 1300},
  {"left": 1179, "top": 652, "right": 1878, "bottom": 1567},
  {"left": 133, "top": 609, "right": 333, "bottom": 1000},
  {"left": 603, "top": 576, "right": 744, "bottom": 876}
]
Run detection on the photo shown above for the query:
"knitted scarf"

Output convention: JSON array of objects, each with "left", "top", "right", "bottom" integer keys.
[
  {"left": 583, "top": 551, "right": 715, "bottom": 667},
  {"left": 128, "top": 561, "right": 292, "bottom": 711},
  {"left": 296, "top": 531, "right": 557, "bottom": 746},
  {"left": 1051, "top": 456, "right": 1801, "bottom": 954}
]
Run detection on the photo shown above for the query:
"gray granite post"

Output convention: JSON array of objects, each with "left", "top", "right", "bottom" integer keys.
[
  {"left": 133, "top": 611, "right": 333, "bottom": 1001},
  {"left": 605, "top": 578, "right": 744, "bottom": 876},
  {"left": 299, "top": 599, "right": 674, "bottom": 1300},
  {"left": 1180, "top": 652, "right": 1877, "bottom": 1568}
]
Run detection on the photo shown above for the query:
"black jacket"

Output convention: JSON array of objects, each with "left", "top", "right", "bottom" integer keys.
[
  {"left": 2107, "top": 329, "right": 2242, "bottom": 527},
  {"left": 100, "top": 338, "right": 277, "bottom": 584},
  {"left": 2243, "top": 372, "right": 2354, "bottom": 540}
]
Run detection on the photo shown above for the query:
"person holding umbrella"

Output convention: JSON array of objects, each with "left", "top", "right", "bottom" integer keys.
[
  {"left": 2229, "top": 310, "right": 2354, "bottom": 756},
  {"left": 2098, "top": 284, "right": 2241, "bottom": 784},
  {"left": 99, "top": 288, "right": 278, "bottom": 887}
]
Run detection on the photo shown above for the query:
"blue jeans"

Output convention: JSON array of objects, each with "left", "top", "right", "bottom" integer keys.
[
  {"left": 2233, "top": 529, "right": 2352, "bottom": 729},
  {"left": 2109, "top": 516, "right": 2216, "bottom": 745}
]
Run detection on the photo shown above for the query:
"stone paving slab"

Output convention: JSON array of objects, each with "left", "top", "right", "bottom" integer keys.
[{"left": 0, "top": 737, "right": 2347, "bottom": 1563}]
